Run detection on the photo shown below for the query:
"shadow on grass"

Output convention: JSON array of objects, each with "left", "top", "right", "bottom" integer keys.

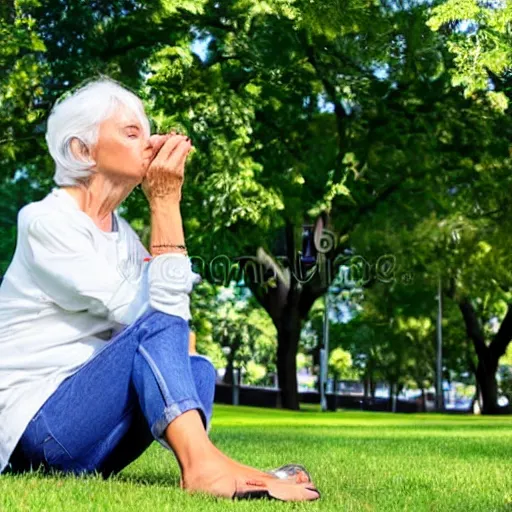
[{"left": 1, "top": 465, "right": 181, "bottom": 490}]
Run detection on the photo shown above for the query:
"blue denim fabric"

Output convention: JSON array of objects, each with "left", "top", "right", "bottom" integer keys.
[{"left": 8, "top": 309, "right": 216, "bottom": 476}]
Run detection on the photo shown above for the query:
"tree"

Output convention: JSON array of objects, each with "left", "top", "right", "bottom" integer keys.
[
  {"left": 190, "top": 282, "right": 277, "bottom": 386},
  {"left": 429, "top": 0, "right": 512, "bottom": 103},
  {"left": 0, "top": 0, "right": 49, "bottom": 166},
  {"left": 329, "top": 347, "right": 357, "bottom": 394},
  {"left": 138, "top": 0, "right": 397, "bottom": 409},
  {"left": 0, "top": 1, "right": 51, "bottom": 271},
  {"left": 4, "top": 0, "right": 512, "bottom": 414}
]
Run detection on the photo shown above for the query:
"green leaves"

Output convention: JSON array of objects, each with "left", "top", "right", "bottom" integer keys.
[
  {"left": 329, "top": 347, "right": 357, "bottom": 380},
  {"left": 429, "top": 0, "right": 512, "bottom": 102},
  {"left": 308, "top": 169, "right": 353, "bottom": 218},
  {"left": 191, "top": 282, "right": 277, "bottom": 380},
  {"left": 3, "top": 0, "right": 512, "bottom": 395},
  {"left": 428, "top": 0, "right": 480, "bottom": 31},
  {"left": 0, "top": 0, "right": 48, "bottom": 175},
  {"left": 157, "top": 0, "right": 208, "bottom": 17}
]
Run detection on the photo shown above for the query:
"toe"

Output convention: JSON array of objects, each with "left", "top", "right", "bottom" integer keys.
[
  {"left": 297, "top": 470, "right": 312, "bottom": 484},
  {"left": 267, "top": 480, "right": 321, "bottom": 502}
]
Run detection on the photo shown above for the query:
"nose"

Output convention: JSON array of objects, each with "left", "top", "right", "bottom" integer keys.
[{"left": 143, "top": 138, "right": 153, "bottom": 155}]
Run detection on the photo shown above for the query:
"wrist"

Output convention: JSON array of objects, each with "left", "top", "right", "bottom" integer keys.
[
  {"left": 151, "top": 244, "right": 188, "bottom": 257},
  {"left": 150, "top": 198, "right": 181, "bottom": 214},
  {"left": 149, "top": 199, "right": 186, "bottom": 256}
]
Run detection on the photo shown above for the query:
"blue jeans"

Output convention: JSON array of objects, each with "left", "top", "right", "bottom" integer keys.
[{"left": 7, "top": 309, "right": 216, "bottom": 476}]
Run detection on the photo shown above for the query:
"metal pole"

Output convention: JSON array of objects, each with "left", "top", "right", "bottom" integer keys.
[
  {"left": 232, "top": 367, "right": 240, "bottom": 406},
  {"left": 321, "top": 292, "right": 330, "bottom": 411},
  {"left": 436, "top": 276, "right": 443, "bottom": 412}
]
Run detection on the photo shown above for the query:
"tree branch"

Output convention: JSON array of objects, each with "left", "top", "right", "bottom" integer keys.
[
  {"left": 299, "top": 31, "right": 349, "bottom": 177},
  {"left": 490, "top": 302, "right": 512, "bottom": 360},
  {"left": 458, "top": 297, "right": 488, "bottom": 361},
  {"left": 337, "top": 180, "right": 402, "bottom": 235}
]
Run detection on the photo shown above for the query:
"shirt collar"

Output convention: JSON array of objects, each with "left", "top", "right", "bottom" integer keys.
[{"left": 51, "top": 188, "right": 120, "bottom": 234}]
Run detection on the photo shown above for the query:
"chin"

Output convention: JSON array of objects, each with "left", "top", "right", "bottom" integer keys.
[{"left": 120, "top": 167, "right": 145, "bottom": 184}]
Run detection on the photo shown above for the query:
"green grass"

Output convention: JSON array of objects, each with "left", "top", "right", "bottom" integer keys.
[{"left": 1, "top": 405, "right": 511, "bottom": 511}]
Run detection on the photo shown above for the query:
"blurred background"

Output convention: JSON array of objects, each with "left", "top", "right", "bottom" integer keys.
[{"left": 2, "top": 0, "right": 512, "bottom": 415}]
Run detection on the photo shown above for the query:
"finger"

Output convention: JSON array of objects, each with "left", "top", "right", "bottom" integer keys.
[
  {"left": 149, "top": 134, "right": 170, "bottom": 159},
  {"left": 150, "top": 133, "right": 169, "bottom": 144},
  {"left": 153, "top": 135, "right": 188, "bottom": 163},
  {"left": 166, "top": 139, "right": 192, "bottom": 175},
  {"left": 181, "top": 140, "right": 195, "bottom": 161},
  {"left": 169, "top": 138, "right": 192, "bottom": 165},
  {"left": 175, "top": 143, "right": 192, "bottom": 172}
]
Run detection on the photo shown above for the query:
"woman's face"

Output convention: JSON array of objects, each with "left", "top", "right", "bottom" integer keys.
[{"left": 91, "top": 106, "right": 153, "bottom": 184}]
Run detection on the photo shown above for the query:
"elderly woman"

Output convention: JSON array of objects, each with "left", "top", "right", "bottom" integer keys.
[{"left": 0, "top": 78, "right": 320, "bottom": 502}]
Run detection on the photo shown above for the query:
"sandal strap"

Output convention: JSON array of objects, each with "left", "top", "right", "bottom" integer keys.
[{"left": 266, "top": 463, "right": 312, "bottom": 482}]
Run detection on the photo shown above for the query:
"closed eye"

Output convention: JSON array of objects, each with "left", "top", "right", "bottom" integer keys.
[{"left": 125, "top": 124, "right": 141, "bottom": 139}]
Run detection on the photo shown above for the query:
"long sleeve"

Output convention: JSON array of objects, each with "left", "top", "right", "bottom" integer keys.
[
  {"left": 148, "top": 253, "right": 201, "bottom": 321},
  {"left": 25, "top": 212, "right": 199, "bottom": 324}
]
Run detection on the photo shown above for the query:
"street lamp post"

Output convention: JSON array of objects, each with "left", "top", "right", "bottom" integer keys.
[
  {"left": 320, "top": 292, "right": 330, "bottom": 412},
  {"left": 320, "top": 285, "right": 341, "bottom": 412},
  {"left": 436, "top": 276, "right": 443, "bottom": 412}
]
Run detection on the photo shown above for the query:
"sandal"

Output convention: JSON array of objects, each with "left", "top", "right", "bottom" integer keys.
[{"left": 266, "top": 463, "right": 312, "bottom": 483}]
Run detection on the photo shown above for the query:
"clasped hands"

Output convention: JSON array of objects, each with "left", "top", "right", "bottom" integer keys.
[{"left": 142, "top": 131, "right": 194, "bottom": 204}]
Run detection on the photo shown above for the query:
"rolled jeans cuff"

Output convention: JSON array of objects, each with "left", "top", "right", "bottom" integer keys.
[{"left": 151, "top": 398, "right": 208, "bottom": 450}]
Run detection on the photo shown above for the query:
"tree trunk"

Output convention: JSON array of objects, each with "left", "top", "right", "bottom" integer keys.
[
  {"left": 475, "top": 358, "right": 500, "bottom": 415},
  {"left": 388, "top": 382, "right": 395, "bottom": 412},
  {"left": 420, "top": 387, "right": 426, "bottom": 413},
  {"left": 363, "top": 377, "right": 369, "bottom": 399},
  {"left": 276, "top": 313, "right": 302, "bottom": 410},
  {"left": 458, "top": 297, "right": 512, "bottom": 414},
  {"left": 471, "top": 379, "right": 482, "bottom": 414},
  {"left": 370, "top": 379, "right": 377, "bottom": 399},
  {"left": 333, "top": 376, "right": 338, "bottom": 395},
  {"left": 247, "top": 218, "right": 332, "bottom": 411},
  {"left": 223, "top": 353, "right": 235, "bottom": 385},
  {"left": 312, "top": 345, "right": 321, "bottom": 394},
  {"left": 222, "top": 342, "right": 240, "bottom": 385}
]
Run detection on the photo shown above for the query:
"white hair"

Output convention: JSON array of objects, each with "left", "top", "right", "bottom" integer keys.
[{"left": 45, "top": 77, "right": 151, "bottom": 186}]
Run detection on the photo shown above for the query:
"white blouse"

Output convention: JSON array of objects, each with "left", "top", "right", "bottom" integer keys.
[{"left": 0, "top": 188, "right": 199, "bottom": 472}]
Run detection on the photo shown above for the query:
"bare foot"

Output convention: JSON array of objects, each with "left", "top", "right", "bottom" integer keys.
[
  {"left": 209, "top": 443, "right": 312, "bottom": 483},
  {"left": 182, "top": 456, "right": 320, "bottom": 501}
]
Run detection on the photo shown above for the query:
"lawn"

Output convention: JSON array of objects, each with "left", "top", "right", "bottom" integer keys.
[{"left": 1, "top": 405, "right": 511, "bottom": 511}]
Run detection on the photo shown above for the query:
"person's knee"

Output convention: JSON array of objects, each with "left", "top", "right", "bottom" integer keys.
[
  {"left": 138, "top": 310, "right": 189, "bottom": 344},
  {"left": 190, "top": 355, "right": 217, "bottom": 384}
]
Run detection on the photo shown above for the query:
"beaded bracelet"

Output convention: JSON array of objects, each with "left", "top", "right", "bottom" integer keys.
[{"left": 151, "top": 244, "right": 187, "bottom": 250}]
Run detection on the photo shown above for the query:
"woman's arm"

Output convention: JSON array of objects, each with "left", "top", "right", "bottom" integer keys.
[
  {"left": 149, "top": 201, "right": 186, "bottom": 256},
  {"left": 142, "top": 134, "right": 198, "bottom": 320},
  {"left": 24, "top": 135, "right": 197, "bottom": 326},
  {"left": 142, "top": 133, "right": 192, "bottom": 257}
]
